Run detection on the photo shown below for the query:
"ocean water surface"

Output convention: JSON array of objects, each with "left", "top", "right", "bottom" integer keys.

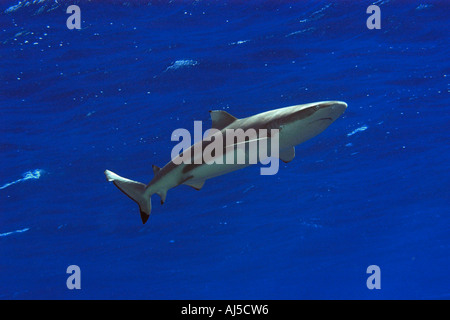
[{"left": 1, "top": 0, "right": 449, "bottom": 299}]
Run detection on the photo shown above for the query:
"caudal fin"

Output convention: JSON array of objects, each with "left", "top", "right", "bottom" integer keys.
[{"left": 104, "top": 170, "right": 151, "bottom": 224}]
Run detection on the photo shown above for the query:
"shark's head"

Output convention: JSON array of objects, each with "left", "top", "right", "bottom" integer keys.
[
  {"left": 277, "top": 101, "right": 347, "bottom": 148},
  {"left": 307, "top": 100, "right": 347, "bottom": 123}
]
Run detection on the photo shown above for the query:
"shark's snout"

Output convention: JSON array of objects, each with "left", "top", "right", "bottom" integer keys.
[
  {"left": 332, "top": 101, "right": 347, "bottom": 112},
  {"left": 320, "top": 101, "right": 347, "bottom": 121}
]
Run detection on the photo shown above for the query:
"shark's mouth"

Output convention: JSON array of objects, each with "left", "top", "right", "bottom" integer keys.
[{"left": 308, "top": 117, "right": 333, "bottom": 125}]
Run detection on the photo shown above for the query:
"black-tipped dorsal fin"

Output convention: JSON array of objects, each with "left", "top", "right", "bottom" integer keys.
[
  {"left": 152, "top": 165, "right": 161, "bottom": 175},
  {"left": 209, "top": 110, "right": 238, "bottom": 130}
]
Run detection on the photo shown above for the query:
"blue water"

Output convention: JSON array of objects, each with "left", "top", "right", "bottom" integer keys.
[{"left": 1, "top": 0, "right": 449, "bottom": 299}]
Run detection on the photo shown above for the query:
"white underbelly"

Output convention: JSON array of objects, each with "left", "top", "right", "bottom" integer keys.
[{"left": 188, "top": 162, "right": 251, "bottom": 182}]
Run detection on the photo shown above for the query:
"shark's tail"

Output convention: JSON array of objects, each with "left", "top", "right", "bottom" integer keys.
[{"left": 104, "top": 170, "right": 151, "bottom": 224}]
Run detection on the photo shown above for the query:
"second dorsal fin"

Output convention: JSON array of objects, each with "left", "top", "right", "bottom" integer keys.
[
  {"left": 209, "top": 110, "right": 238, "bottom": 130},
  {"left": 152, "top": 165, "right": 161, "bottom": 175}
]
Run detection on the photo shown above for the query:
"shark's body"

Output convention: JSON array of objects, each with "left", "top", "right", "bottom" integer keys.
[{"left": 105, "top": 101, "right": 347, "bottom": 224}]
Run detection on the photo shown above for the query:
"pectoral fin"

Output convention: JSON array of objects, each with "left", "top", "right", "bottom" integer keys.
[{"left": 279, "top": 147, "right": 295, "bottom": 163}]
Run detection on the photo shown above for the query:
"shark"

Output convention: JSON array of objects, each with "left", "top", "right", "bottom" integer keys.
[{"left": 105, "top": 101, "right": 347, "bottom": 224}]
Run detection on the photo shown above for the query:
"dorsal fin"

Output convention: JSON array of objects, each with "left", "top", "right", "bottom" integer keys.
[
  {"left": 152, "top": 165, "right": 161, "bottom": 175},
  {"left": 209, "top": 110, "right": 238, "bottom": 130}
]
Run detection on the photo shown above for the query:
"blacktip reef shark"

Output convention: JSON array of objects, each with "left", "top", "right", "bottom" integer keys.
[{"left": 105, "top": 101, "right": 347, "bottom": 224}]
